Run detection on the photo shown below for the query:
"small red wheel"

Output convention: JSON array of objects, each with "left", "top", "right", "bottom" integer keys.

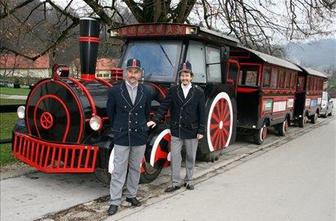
[
  {"left": 207, "top": 92, "right": 233, "bottom": 151},
  {"left": 40, "top": 112, "right": 54, "bottom": 130}
]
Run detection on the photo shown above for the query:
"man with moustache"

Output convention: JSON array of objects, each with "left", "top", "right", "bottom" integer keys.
[
  {"left": 106, "top": 58, "right": 152, "bottom": 216},
  {"left": 147, "top": 61, "right": 205, "bottom": 192}
]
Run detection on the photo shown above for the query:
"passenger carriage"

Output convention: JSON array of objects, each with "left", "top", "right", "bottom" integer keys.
[
  {"left": 293, "top": 67, "right": 327, "bottom": 127},
  {"left": 229, "top": 47, "right": 301, "bottom": 144}
]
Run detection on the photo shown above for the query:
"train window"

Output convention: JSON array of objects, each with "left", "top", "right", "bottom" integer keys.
[
  {"left": 262, "top": 66, "right": 271, "bottom": 87},
  {"left": 290, "top": 72, "right": 296, "bottom": 89},
  {"left": 271, "top": 68, "right": 278, "bottom": 88},
  {"left": 278, "top": 69, "right": 286, "bottom": 88},
  {"left": 206, "top": 46, "right": 221, "bottom": 82},
  {"left": 186, "top": 41, "right": 206, "bottom": 83},
  {"left": 238, "top": 66, "right": 259, "bottom": 87},
  {"left": 285, "top": 72, "right": 291, "bottom": 88},
  {"left": 122, "top": 40, "right": 182, "bottom": 82}
]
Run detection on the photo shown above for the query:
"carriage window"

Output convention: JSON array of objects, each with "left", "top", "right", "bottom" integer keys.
[
  {"left": 206, "top": 47, "right": 221, "bottom": 82},
  {"left": 290, "top": 72, "right": 296, "bottom": 89},
  {"left": 285, "top": 72, "right": 291, "bottom": 88},
  {"left": 228, "top": 62, "right": 239, "bottom": 82},
  {"left": 271, "top": 68, "right": 278, "bottom": 88},
  {"left": 186, "top": 41, "right": 206, "bottom": 83},
  {"left": 238, "top": 66, "right": 259, "bottom": 86},
  {"left": 263, "top": 66, "right": 271, "bottom": 87}
]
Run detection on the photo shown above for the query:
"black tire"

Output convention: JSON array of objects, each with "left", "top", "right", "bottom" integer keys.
[
  {"left": 253, "top": 124, "right": 267, "bottom": 145},
  {"left": 298, "top": 112, "right": 308, "bottom": 128},
  {"left": 328, "top": 110, "right": 333, "bottom": 116},
  {"left": 310, "top": 112, "right": 318, "bottom": 124},
  {"left": 94, "top": 168, "right": 110, "bottom": 187},
  {"left": 277, "top": 120, "right": 288, "bottom": 136},
  {"left": 139, "top": 162, "right": 162, "bottom": 184}
]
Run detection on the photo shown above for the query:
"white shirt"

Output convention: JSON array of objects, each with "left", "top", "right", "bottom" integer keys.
[{"left": 181, "top": 83, "right": 192, "bottom": 98}]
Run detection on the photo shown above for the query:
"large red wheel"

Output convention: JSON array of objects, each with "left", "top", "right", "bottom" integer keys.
[{"left": 206, "top": 92, "right": 233, "bottom": 151}]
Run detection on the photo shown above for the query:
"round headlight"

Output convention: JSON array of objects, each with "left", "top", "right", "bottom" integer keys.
[
  {"left": 89, "top": 115, "right": 102, "bottom": 131},
  {"left": 17, "top": 106, "right": 25, "bottom": 119}
]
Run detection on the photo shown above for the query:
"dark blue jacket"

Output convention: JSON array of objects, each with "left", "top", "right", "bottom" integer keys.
[
  {"left": 107, "top": 81, "right": 152, "bottom": 146},
  {"left": 154, "top": 84, "right": 205, "bottom": 139}
]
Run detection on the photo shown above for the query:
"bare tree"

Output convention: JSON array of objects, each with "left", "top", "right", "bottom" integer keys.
[{"left": 0, "top": 0, "right": 335, "bottom": 60}]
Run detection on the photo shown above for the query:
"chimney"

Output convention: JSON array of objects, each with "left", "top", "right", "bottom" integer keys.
[{"left": 79, "top": 17, "right": 100, "bottom": 80}]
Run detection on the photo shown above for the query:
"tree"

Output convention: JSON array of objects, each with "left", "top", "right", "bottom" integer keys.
[{"left": 0, "top": 0, "right": 335, "bottom": 60}]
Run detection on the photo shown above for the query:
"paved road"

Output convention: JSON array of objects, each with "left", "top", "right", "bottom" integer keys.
[
  {"left": 109, "top": 118, "right": 336, "bottom": 221},
  {"left": 1, "top": 115, "right": 334, "bottom": 221}
]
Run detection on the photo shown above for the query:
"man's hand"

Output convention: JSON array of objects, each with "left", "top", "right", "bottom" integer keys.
[
  {"left": 147, "top": 121, "right": 157, "bottom": 128},
  {"left": 197, "top": 134, "right": 204, "bottom": 140}
]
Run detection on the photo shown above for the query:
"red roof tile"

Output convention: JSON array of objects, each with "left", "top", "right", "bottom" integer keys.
[{"left": 0, "top": 54, "right": 50, "bottom": 69}]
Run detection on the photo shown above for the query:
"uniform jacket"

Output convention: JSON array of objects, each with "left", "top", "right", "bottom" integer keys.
[
  {"left": 107, "top": 81, "right": 152, "bottom": 146},
  {"left": 154, "top": 84, "right": 205, "bottom": 139}
]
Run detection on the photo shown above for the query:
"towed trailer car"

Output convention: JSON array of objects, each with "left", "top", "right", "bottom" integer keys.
[
  {"left": 293, "top": 67, "right": 328, "bottom": 127},
  {"left": 229, "top": 47, "right": 301, "bottom": 144}
]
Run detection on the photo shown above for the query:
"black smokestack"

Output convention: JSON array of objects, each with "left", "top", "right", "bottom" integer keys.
[{"left": 80, "top": 17, "right": 100, "bottom": 80}]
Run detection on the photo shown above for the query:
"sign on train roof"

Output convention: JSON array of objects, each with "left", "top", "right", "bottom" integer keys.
[
  {"left": 298, "top": 66, "right": 328, "bottom": 78},
  {"left": 109, "top": 23, "right": 239, "bottom": 46},
  {"left": 238, "top": 46, "right": 302, "bottom": 72}
]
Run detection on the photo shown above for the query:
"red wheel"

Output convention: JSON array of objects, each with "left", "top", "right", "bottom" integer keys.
[
  {"left": 150, "top": 129, "right": 171, "bottom": 167},
  {"left": 253, "top": 124, "right": 267, "bottom": 145},
  {"left": 207, "top": 92, "right": 233, "bottom": 151}
]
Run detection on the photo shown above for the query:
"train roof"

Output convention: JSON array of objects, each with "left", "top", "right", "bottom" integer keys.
[
  {"left": 109, "top": 23, "right": 239, "bottom": 46},
  {"left": 238, "top": 46, "right": 302, "bottom": 71},
  {"left": 297, "top": 66, "right": 328, "bottom": 79}
]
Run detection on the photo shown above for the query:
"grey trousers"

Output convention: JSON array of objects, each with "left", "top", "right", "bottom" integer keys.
[
  {"left": 110, "top": 144, "right": 146, "bottom": 206},
  {"left": 170, "top": 136, "right": 198, "bottom": 186}
]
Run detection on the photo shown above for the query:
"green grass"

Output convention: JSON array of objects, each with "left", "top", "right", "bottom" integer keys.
[
  {"left": 0, "top": 143, "right": 16, "bottom": 166},
  {"left": 0, "top": 112, "right": 18, "bottom": 166},
  {"left": 0, "top": 87, "right": 30, "bottom": 96},
  {"left": 0, "top": 98, "right": 26, "bottom": 105}
]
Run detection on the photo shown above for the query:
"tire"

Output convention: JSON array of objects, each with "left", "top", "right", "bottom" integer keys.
[
  {"left": 198, "top": 92, "right": 234, "bottom": 161},
  {"left": 205, "top": 92, "right": 234, "bottom": 151},
  {"left": 94, "top": 168, "right": 110, "bottom": 187},
  {"left": 277, "top": 120, "right": 288, "bottom": 136},
  {"left": 310, "top": 112, "right": 318, "bottom": 124},
  {"left": 253, "top": 124, "right": 267, "bottom": 145},
  {"left": 298, "top": 112, "right": 308, "bottom": 128},
  {"left": 140, "top": 162, "right": 162, "bottom": 184}
]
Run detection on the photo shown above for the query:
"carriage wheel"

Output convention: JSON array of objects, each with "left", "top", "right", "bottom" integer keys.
[
  {"left": 299, "top": 111, "right": 308, "bottom": 128},
  {"left": 277, "top": 119, "right": 288, "bottom": 136},
  {"left": 206, "top": 92, "right": 233, "bottom": 152},
  {"left": 140, "top": 129, "right": 171, "bottom": 183},
  {"left": 310, "top": 112, "right": 318, "bottom": 124},
  {"left": 253, "top": 124, "right": 267, "bottom": 145}
]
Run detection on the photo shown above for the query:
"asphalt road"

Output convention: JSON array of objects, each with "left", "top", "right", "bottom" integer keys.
[
  {"left": 1, "top": 114, "right": 335, "bottom": 221},
  {"left": 108, "top": 118, "right": 336, "bottom": 221}
]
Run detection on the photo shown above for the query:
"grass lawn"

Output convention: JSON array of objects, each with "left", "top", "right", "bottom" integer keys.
[
  {"left": 0, "top": 87, "right": 30, "bottom": 96},
  {"left": 0, "top": 143, "right": 16, "bottom": 166},
  {"left": 0, "top": 111, "right": 18, "bottom": 166},
  {"left": 0, "top": 98, "right": 26, "bottom": 105}
]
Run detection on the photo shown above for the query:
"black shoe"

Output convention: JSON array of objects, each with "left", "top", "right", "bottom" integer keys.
[
  {"left": 165, "top": 185, "right": 181, "bottom": 193},
  {"left": 107, "top": 205, "right": 118, "bottom": 216},
  {"left": 185, "top": 183, "right": 194, "bottom": 190},
  {"left": 126, "top": 197, "right": 142, "bottom": 207}
]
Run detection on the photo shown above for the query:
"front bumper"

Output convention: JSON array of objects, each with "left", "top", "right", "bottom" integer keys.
[{"left": 12, "top": 132, "right": 99, "bottom": 173}]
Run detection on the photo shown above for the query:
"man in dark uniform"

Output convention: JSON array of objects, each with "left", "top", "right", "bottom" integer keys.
[
  {"left": 106, "top": 58, "right": 152, "bottom": 216},
  {"left": 147, "top": 61, "right": 205, "bottom": 192}
]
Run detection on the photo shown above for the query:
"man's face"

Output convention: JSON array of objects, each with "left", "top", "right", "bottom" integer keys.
[
  {"left": 126, "top": 67, "right": 142, "bottom": 85},
  {"left": 180, "top": 71, "right": 192, "bottom": 86}
]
